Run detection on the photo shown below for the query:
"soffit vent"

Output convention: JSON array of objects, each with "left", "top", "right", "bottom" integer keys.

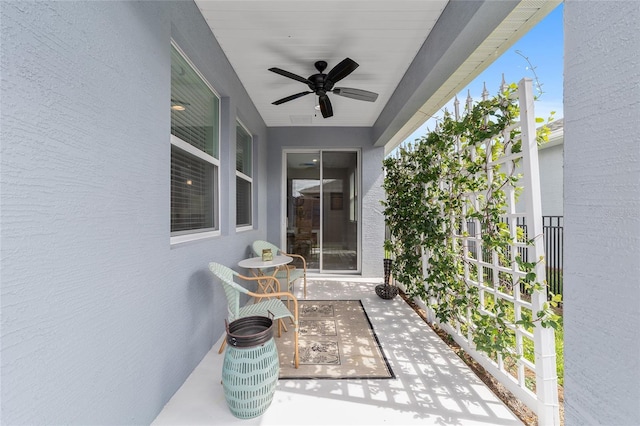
[{"left": 290, "top": 115, "right": 313, "bottom": 124}]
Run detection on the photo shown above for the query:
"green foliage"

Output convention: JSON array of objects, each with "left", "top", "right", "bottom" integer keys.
[{"left": 382, "top": 83, "right": 562, "bottom": 369}]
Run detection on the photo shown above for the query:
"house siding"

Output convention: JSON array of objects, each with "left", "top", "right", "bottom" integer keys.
[
  {"left": 538, "top": 142, "right": 564, "bottom": 216},
  {"left": 564, "top": 1, "right": 640, "bottom": 424},
  {"left": 1, "top": 1, "right": 269, "bottom": 424}
]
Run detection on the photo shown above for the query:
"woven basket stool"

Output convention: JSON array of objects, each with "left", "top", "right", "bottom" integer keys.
[{"left": 222, "top": 317, "right": 280, "bottom": 419}]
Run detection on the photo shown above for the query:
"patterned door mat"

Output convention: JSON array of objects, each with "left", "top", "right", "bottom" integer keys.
[{"left": 276, "top": 300, "right": 394, "bottom": 379}]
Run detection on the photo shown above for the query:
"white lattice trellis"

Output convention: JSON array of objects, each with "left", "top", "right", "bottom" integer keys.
[{"left": 417, "top": 78, "right": 560, "bottom": 425}]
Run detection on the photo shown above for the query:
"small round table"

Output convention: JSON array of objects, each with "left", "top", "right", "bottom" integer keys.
[{"left": 237, "top": 255, "right": 293, "bottom": 295}]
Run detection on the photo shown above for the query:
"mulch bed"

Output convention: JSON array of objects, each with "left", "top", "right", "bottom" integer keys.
[{"left": 398, "top": 289, "right": 564, "bottom": 426}]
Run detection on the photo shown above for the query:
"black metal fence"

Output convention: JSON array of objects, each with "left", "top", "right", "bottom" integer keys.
[
  {"left": 463, "top": 216, "right": 564, "bottom": 298},
  {"left": 500, "top": 216, "right": 564, "bottom": 298},
  {"left": 387, "top": 215, "right": 564, "bottom": 298},
  {"left": 543, "top": 216, "right": 564, "bottom": 298}
]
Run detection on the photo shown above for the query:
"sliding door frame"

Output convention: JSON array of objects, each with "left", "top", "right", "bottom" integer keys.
[{"left": 281, "top": 148, "right": 361, "bottom": 274}]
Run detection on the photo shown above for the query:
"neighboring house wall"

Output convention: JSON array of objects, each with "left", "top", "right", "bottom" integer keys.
[
  {"left": 564, "top": 1, "right": 640, "bottom": 425},
  {"left": 538, "top": 129, "right": 564, "bottom": 216},
  {"left": 514, "top": 121, "right": 563, "bottom": 217},
  {"left": 266, "top": 127, "right": 386, "bottom": 277},
  {"left": 1, "top": 2, "right": 270, "bottom": 424}
]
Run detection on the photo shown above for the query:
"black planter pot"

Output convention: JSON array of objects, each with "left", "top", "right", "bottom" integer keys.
[{"left": 226, "top": 316, "right": 274, "bottom": 348}]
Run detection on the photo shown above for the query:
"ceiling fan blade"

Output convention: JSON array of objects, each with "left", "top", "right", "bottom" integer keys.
[
  {"left": 272, "top": 91, "right": 312, "bottom": 105},
  {"left": 332, "top": 87, "right": 379, "bottom": 102},
  {"left": 268, "top": 67, "right": 312, "bottom": 85},
  {"left": 324, "top": 58, "right": 359, "bottom": 90},
  {"left": 319, "top": 95, "right": 333, "bottom": 118}
]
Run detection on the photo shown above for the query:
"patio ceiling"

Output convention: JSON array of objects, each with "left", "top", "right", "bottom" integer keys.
[{"left": 194, "top": 0, "right": 559, "bottom": 151}]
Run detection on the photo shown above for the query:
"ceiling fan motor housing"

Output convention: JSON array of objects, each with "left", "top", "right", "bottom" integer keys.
[{"left": 308, "top": 73, "right": 327, "bottom": 95}]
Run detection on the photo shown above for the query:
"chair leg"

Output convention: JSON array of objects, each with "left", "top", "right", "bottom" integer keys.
[
  {"left": 286, "top": 284, "right": 293, "bottom": 311},
  {"left": 218, "top": 338, "right": 227, "bottom": 354},
  {"left": 303, "top": 275, "right": 307, "bottom": 299},
  {"left": 293, "top": 322, "right": 299, "bottom": 368}
]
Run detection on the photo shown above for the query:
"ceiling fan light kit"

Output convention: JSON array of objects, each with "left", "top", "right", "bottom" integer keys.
[{"left": 269, "top": 58, "right": 379, "bottom": 118}]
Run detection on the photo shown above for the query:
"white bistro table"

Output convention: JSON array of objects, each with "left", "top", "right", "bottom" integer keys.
[{"left": 237, "top": 255, "right": 293, "bottom": 295}]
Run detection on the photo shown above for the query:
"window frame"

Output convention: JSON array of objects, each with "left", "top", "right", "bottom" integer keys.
[
  {"left": 235, "top": 118, "right": 253, "bottom": 231},
  {"left": 170, "top": 42, "right": 221, "bottom": 246},
  {"left": 349, "top": 169, "right": 357, "bottom": 222}
]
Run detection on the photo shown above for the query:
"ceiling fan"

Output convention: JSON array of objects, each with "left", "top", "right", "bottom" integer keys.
[{"left": 269, "top": 58, "right": 378, "bottom": 118}]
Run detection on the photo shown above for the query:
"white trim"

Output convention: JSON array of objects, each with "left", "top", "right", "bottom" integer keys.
[
  {"left": 235, "top": 170, "right": 252, "bottom": 182},
  {"left": 170, "top": 230, "right": 220, "bottom": 246},
  {"left": 357, "top": 149, "right": 362, "bottom": 272},
  {"left": 539, "top": 134, "right": 563, "bottom": 150},
  {"left": 235, "top": 225, "right": 253, "bottom": 233},
  {"left": 280, "top": 150, "right": 289, "bottom": 250},
  {"left": 170, "top": 135, "right": 220, "bottom": 166}
]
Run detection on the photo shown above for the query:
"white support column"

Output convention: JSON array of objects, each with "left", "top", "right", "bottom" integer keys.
[{"left": 518, "top": 78, "right": 560, "bottom": 425}]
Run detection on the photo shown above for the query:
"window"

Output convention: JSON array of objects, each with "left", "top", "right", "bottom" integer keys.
[
  {"left": 236, "top": 120, "right": 253, "bottom": 228},
  {"left": 170, "top": 44, "right": 220, "bottom": 242}
]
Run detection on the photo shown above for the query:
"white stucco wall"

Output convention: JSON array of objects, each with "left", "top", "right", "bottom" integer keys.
[
  {"left": 1, "top": 2, "right": 270, "bottom": 423},
  {"left": 564, "top": 1, "right": 640, "bottom": 425}
]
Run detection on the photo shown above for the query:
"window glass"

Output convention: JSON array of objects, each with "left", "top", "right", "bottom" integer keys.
[
  {"left": 236, "top": 122, "right": 252, "bottom": 176},
  {"left": 236, "top": 177, "right": 252, "bottom": 227},
  {"left": 171, "top": 146, "right": 216, "bottom": 232},
  {"left": 170, "top": 44, "right": 220, "bottom": 236},
  {"left": 236, "top": 120, "right": 252, "bottom": 228},
  {"left": 171, "top": 47, "right": 219, "bottom": 158}
]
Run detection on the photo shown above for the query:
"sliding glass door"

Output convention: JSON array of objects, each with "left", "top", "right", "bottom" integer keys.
[{"left": 285, "top": 150, "right": 359, "bottom": 272}]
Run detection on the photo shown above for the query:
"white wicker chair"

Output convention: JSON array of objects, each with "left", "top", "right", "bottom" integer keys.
[
  {"left": 251, "top": 240, "right": 307, "bottom": 299},
  {"left": 209, "top": 262, "right": 299, "bottom": 368}
]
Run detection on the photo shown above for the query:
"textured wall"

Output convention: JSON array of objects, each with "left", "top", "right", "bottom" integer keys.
[
  {"left": 538, "top": 143, "right": 564, "bottom": 216},
  {"left": 1, "top": 1, "right": 268, "bottom": 424},
  {"left": 266, "top": 127, "right": 386, "bottom": 277},
  {"left": 564, "top": 1, "right": 640, "bottom": 424}
]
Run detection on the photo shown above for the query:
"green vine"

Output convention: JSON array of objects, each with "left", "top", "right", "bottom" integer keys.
[{"left": 382, "top": 83, "right": 561, "bottom": 366}]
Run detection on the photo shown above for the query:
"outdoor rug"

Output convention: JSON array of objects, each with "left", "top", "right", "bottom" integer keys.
[{"left": 275, "top": 300, "right": 394, "bottom": 379}]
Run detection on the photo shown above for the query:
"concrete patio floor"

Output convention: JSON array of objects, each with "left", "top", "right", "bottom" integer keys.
[{"left": 153, "top": 276, "right": 522, "bottom": 425}]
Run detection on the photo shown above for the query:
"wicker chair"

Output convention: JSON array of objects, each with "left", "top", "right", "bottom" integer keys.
[
  {"left": 251, "top": 240, "right": 307, "bottom": 299},
  {"left": 209, "top": 262, "right": 299, "bottom": 368}
]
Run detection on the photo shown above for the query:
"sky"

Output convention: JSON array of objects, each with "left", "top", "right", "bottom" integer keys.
[{"left": 402, "top": 3, "right": 564, "bottom": 145}]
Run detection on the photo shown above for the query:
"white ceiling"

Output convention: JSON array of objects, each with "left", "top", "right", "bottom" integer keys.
[
  {"left": 195, "top": 0, "right": 448, "bottom": 127},
  {"left": 194, "top": 0, "right": 559, "bottom": 149}
]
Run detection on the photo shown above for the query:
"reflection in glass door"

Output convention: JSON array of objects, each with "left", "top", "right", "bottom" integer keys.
[
  {"left": 286, "top": 152, "right": 321, "bottom": 269},
  {"left": 285, "top": 151, "right": 359, "bottom": 272},
  {"left": 321, "top": 151, "right": 358, "bottom": 271}
]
